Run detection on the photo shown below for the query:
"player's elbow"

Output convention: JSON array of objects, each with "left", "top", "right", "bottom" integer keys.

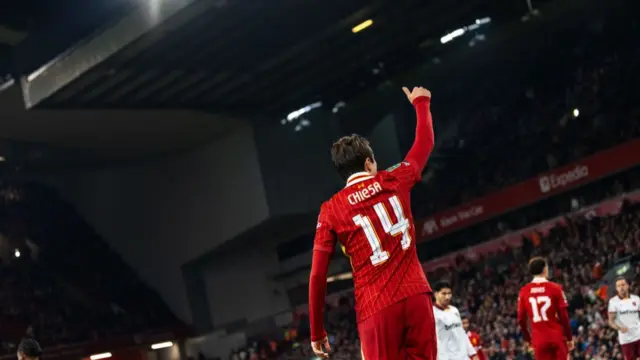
[
  {"left": 309, "top": 272, "right": 325, "bottom": 285},
  {"left": 427, "top": 134, "right": 435, "bottom": 150}
]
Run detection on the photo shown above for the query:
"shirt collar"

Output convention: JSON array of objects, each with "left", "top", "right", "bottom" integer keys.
[
  {"left": 434, "top": 303, "right": 448, "bottom": 311},
  {"left": 531, "top": 277, "right": 548, "bottom": 283},
  {"left": 345, "top": 172, "right": 374, "bottom": 187}
]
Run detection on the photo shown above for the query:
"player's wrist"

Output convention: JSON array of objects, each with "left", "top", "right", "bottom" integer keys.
[
  {"left": 412, "top": 96, "right": 430, "bottom": 106},
  {"left": 310, "top": 330, "right": 327, "bottom": 342}
]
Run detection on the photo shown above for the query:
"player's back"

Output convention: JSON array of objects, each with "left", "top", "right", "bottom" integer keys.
[
  {"left": 323, "top": 166, "right": 431, "bottom": 321},
  {"left": 518, "top": 279, "right": 567, "bottom": 344}
]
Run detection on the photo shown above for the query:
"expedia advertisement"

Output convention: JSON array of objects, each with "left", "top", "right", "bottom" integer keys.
[{"left": 419, "top": 139, "right": 640, "bottom": 241}]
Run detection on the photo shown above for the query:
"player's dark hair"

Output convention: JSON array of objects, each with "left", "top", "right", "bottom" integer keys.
[
  {"left": 528, "top": 257, "right": 547, "bottom": 276},
  {"left": 615, "top": 276, "right": 629, "bottom": 285},
  {"left": 331, "top": 134, "right": 375, "bottom": 180},
  {"left": 433, "top": 280, "right": 451, "bottom": 293},
  {"left": 18, "top": 338, "right": 42, "bottom": 358}
]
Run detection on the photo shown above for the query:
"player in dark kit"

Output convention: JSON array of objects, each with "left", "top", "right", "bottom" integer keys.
[
  {"left": 517, "top": 257, "right": 573, "bottom": 360},
  {"left": 308, "top": 86, "right": 436, "bottom": 360}
]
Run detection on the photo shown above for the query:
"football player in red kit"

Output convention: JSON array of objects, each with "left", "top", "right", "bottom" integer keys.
[
  {"left": 462, "top": 316, "right": 487, "bottom": 360},
  {"left": 517, "top": 257, "right": 573, "bottom": 360},
  {"left": 308, "top": 86, "right": 436, "bottom": 360}
]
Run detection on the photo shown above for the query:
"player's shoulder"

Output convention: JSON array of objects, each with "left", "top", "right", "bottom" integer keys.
[
  {"left": 545, "top": 280, "right": 564, "bottom": 291},
  {"left": 447, "top": 305, "right": 461, "bottom": 315},
  {"left": 317, "top": 199, "right": 338, "bottom": 225},
  {"left": 518, "top": 282, "right": 532, "bottom": 293},
  {"left": 608, "top": 295, "right": 621, "bottom": 307},
  {"left": 318, "top": 199, "right": 333, "bottom": 213},
  {"left": 380, "top": 161, "right": 414, "bottom": 178},
  {"left": 631, "top": 294, "right": 640, "bottom": 302}
]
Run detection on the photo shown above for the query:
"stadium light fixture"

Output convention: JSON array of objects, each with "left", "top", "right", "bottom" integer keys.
[
  {"left": 151, "top": 342, "right": 174, "bottom": 350},
  {"left": 0, "top": 156, "right": 5, "bottom": 162},
  {"left": 572, "top": 108, "right": 580, "bottom": 118},
  {"left": 352, "top": 19, "right": 373, "bottom": 33},
  {"left": 14, "top": 249, "right": 20, "bottom": 258},
  {"left": 327, "top": 272, "right": 353, "bottom": 283},
  {"left": 90, "top": 353, "right": 112, "bottom": 360}
]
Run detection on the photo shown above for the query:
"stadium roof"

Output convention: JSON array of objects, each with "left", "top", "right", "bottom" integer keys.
[
  {"left": 20, "top": 0, "right": 558, "bottom": 116},
  {"left": 0, "top": 0, "right": 569, "bottom": 169}
]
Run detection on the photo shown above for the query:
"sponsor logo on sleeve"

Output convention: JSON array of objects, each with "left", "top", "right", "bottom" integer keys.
[
  {"left": 386, "top": 161, "right": 412, "bottom": 172},
  {"left": 386, "top": 163, "right": 401, "bottom": 171}
]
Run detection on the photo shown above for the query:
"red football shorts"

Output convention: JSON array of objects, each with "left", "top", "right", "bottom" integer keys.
[
  {"left": 532, "top": 341, "right": 568, "bottom": 360},
  {"left": 357, "top": 293, "right": 436, "bottom": 360},
  {"left": 621, "top": 339, "right": 640, "bottom": 360}
]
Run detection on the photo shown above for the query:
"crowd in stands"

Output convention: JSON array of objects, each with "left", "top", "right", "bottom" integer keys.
[
  {"left": 0, "top": 183, "right": 178, "bottom": 354},
  {"left": 228, "top": 167, "right": 640, "bottom": 360},
  {"left": 438, "top": 200, "right": 640, "bottom": 360},
  {"left": 411, "top": 5, "right": 640, "bottom": 219}
]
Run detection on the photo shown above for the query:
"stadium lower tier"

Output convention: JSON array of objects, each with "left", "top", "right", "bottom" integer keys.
[{"left": 228, "top": 191, "right": 639, "bottom": 360}]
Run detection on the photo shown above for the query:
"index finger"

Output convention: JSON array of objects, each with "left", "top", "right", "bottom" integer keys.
[{"left": 402, "top": 87, "right": 411, "bottom": 97}]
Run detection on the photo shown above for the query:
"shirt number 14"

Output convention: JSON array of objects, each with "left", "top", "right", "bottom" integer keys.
[{"left": 352, "top": 195, "right": 412, "bottom": 266}]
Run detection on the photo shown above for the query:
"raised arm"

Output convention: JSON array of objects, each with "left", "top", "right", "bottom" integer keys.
[{"left": 402, "top": 86, "right": 435, "bottom": 174}]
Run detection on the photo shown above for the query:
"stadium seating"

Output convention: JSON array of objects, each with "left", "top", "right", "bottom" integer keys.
[
  {"left": 0, "top": 183, "right": 178, "bottom": 354},
  {"left": 225, "top": 9, "right": 640, "bottom": 359},
  {"left": 411, "top": 11, "right": 640, "bottom": 219},
  {"left": 229, "top": 168, "right": 639, "bottom": 359}
]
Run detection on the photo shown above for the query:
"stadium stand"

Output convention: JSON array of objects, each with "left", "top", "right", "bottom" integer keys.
[
  {"left": 226, "top": 3, "right": 640, "bottom": 359},
  {"left": 227, "top": 166, "right": 640, "bottom": 359},
  {"left": 410, "top": 8, "right": 640, "bottom": 219},
  {"left": 0, "top": 183, "right": 182, "bottom": 355},
  {"left": 0, "top": 0, "right": 638, "bottom": 359}
]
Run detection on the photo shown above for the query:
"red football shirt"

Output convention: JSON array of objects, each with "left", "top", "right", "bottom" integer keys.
[
  {"left": 314, "top": 162, "right": 431, "bottom": 322},
  {"left": 467, "top": 331, "right": 486, "bottom": 360},
  {"left": 308, "top": 95, "right": 434, "bottom": 341},
  {"left": 517, "top": 278, "right": 572, "bottom": 345}
]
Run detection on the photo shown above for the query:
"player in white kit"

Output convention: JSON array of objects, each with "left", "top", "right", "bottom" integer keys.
[
  {"left": 608, "top": 277, "right": 640, "bottom": 360},
  {"left": 432, "top": 281, "right": 478, "bottom": 360}
]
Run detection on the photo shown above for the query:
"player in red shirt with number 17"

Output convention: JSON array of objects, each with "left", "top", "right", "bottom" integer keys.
[
  {"left": 308, "top": 86, "right": 436, "bottom": 360},
  {"left": 517, "top": 257, "right": 573, "bottom": 360}
]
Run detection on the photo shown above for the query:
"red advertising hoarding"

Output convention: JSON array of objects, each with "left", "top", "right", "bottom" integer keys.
[
  {"left": 418, "top": 139, "right": 640, "bottom": 242},
  {"left": 422, "top": 190, "right": 640, "bottom": 273}
]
